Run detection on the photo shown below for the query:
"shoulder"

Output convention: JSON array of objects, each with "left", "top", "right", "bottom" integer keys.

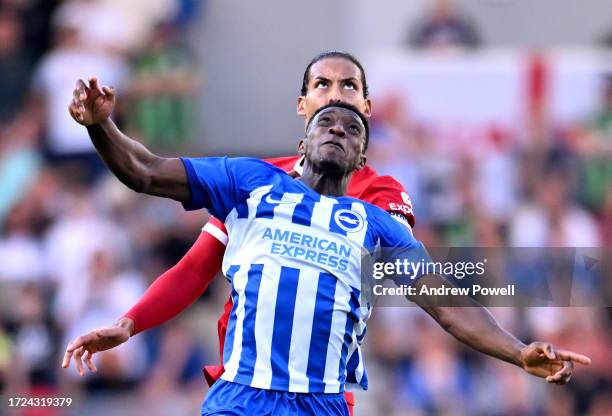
[
  {"left": 352, "top": 198, "right": 415, "bottom": 241},
  {"left": 348, "top": 165, "right": 415, "bottom": 227}
]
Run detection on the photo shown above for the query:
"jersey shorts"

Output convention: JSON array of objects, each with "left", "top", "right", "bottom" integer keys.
[{"left": 201, "top": 380, "right": 349, "bottom": 416}]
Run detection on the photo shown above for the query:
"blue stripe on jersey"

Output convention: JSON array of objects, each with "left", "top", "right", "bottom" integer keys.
[
  {"left": 269, "top": 266, "right": 300, "bottom": 390},
  {"left": 234, "top": 264, "right": 264, "bottom": 385},
  {"left": 306, "top": 272, "right": 337, "bottom": 392},
  {"left": 255, "top": 191, "right": 276, "bottom": 219},
  {"left": 338, "top": 287, "right": 360, "bottom": 385},
  {"left": 291, "top": 192, "right": 321, "bottom": 227},
  {"left": 235, "top": 200, "right": 249, "bottom": 219},
  {"left": 222, "top": 265, "right": 241, "bottom": 366},
  {"left": 345, "top": 350, "right": 359, "bottom": 384}
]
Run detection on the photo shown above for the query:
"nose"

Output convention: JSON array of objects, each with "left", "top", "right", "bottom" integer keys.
[
  {"left": 329, "top": 124, "right": 345, "bottom": 137},
  {"left": 327, "top": 85, "right": 343, "bottom": 103}
]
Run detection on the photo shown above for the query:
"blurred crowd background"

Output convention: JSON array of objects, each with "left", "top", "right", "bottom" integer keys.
[{"left": 0, "top": 0, "right": 610, "bottom": 415}]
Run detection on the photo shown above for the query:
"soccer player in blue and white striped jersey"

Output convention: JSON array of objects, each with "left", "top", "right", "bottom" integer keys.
[{"left": 180, "top": 102, "right": 427, "bottom": 414}]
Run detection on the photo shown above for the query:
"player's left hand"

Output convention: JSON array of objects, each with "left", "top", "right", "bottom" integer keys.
[{"left": 519, "top": 342, "right": 591, "bottom": 384}]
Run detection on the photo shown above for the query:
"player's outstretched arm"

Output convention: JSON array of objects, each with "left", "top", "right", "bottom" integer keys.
[
  {"left": 409, "top": 274, "right": 591, "bottom": 384},
  {"left": 61, "top": 317, "right": 133, "bottom": 376},
  {"left": 68, "top": 77, "right": 190, "bottom": 203}
]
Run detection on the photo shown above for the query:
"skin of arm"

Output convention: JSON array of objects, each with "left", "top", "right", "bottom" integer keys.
[
  {"left": 411, "top": 274, "right": 524, "bottom": 366},
  {"left": 86, "top": 119, "right": 189, "bottom": 202},
  {"left": 407, "top": 274, "right": 590, "bottom": 383},
  {"left": 69, "top": 77, "right": 190, "bottom": 203}
]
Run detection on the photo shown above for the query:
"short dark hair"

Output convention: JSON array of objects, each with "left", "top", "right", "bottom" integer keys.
[
  {"left": 306, "top": 102, "right": 369, "bottom": 152},
  {"left": 300, "top": 51, "right": 369, "bottom": 99}
]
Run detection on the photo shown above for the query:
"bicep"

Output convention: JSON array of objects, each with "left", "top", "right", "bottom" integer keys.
[{"left": 146, "top": 157, "right": 191, "bottom": 203}]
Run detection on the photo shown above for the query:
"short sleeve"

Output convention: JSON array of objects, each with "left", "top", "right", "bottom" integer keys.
[
  {"left": 180, "top": 157, "right": 278, "bottom": 221},
  {"left": 376, "top": 211, "right": 431, "bottom": 285},
  {"left": 179, "top": 157, "right": 240, "bottom": 220}
]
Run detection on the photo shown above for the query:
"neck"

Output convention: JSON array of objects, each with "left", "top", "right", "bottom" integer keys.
[{"left": 300, "top": 161, "right": 352, "bottom": 196}]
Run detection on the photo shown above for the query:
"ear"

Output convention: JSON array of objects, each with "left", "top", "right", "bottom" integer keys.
[
  {"left": 297, "top": 138, "right": 306, "bottom": 155},
  {"left": 297, "top": 96, "right": 306, "bottom": 116},
  {"left": 363, "top": 98, "right": 372, "bottom": 118}
]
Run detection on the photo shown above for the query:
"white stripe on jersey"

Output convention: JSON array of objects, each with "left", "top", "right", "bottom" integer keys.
[
  {"left": 250, "top": 262, "right": 281, "bottom": 389},
  {"left": 287, "top": 267, "right": 319, "bottom": 392},
  {"left": 273, "top": 192, "right": 304, "bottom": 218}
]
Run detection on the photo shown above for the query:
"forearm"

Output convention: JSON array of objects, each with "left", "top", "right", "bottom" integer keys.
[
  {"left": 412, "top": 275, "right": 525, "bottom": 367},
  {"left": 429, "top": 303, "right": 525, "bottom": 366},
  {"left": 86, "top": 119, "right": 159, "bottom": 192}
]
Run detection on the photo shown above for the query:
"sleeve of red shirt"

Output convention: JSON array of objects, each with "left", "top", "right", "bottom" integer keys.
[
  {"left": 123, "top": 217, "right": 228, "bottom": 335},
  {"left": 347, "top": 165, "right": 416, "bottom": 227}
]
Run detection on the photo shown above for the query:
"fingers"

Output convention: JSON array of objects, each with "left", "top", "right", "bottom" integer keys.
[
  {"left": 82, "top": 350, "right": 98, "bottom": 373},
  {"left": 532, "top": 342, "right": 556, "bottom": 360},
  {"left": 68, "top": 103, "right": 84, "bottom": 123},
  {"left": 62, "top": 346, "right": 74, "bottom": 369},
  {"left": 76, "top": 79, "right": 89, "bottom": 95},
  {"left": 74, "top": 346, "right": 85, "bottom": 376},
  {"left": 102, "top": 86, "right": 115, "bottom": 99},
  {"left": 546, "top": 360, "right": 573, "bottom": 385},
  {"left": 89, "top": 76, "right": 104, "bottom": 94},
  {"left": 555, "top": 349, "right": 592, "bottom": 365}
]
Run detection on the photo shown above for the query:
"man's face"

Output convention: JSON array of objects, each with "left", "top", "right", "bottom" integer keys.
[
  {"left": 298, "top": 107, "right": 367, "bottom": 175},
  {"left": 297, "top": 58, "right": 372, "bottom": 124}
]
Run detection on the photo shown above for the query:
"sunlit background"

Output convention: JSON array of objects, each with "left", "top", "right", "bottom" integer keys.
[{"left": 0, "top": 0, "right": 611, "bottom": 415}]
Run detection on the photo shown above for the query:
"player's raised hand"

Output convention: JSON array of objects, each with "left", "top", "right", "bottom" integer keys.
[
  {"left": 519, "top": 342, "right": 591, "bottom": 385},
  {"left": 68, "top": 76, "right": 116, "bottom": 126},
  {"left": 61, "top": 318, "right": 133, "bottom": 376}
]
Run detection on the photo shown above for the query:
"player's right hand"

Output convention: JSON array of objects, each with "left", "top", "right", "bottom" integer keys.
[
  {"left": 61, "top": 318, "right": 132, "bottom": 376},
  {"left": 68, "top": 76, "right": 116, "bottom": 126}
]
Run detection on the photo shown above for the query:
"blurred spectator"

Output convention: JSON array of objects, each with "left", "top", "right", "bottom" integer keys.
[
  {"left": 125, "top": 22, "right": 201, "bottom": 148},
  {"left": 509, "top": 167, "right": 601, "bottom": 247},
  {"left": 0, "top": 197, "right": 46, "bottom": 284},
  {"left": 43, "top": 176, "right": 131, "bottom": 327},
  {"left": 0, "top": 115, "right": 43, "bottom": 223},
  {"left": 0, "top": 0, "right": 62, "bottom": 61},
  {"left": 138, "top": 321, "right": 209, "bottom": 415},
  {"left": 576, "top": 75, "right": 612, "bottom": 210},
  {"left": 10, "top": 284, "right": 59, "bottom": 387},
  {"left": 407, "top": 0, "right": 481, "bottom": 50},
  {"left": 61, "top": 249, "right": 147, "bottom": 387},
  {"left": 53, "top": 0, "right": 133, "bottom": 54},
  {"left": 0, "top": 6, "right": 32, "bottom": 125},
  {"left": 30, "top": 11, "right": 128, "bottom": 183}
]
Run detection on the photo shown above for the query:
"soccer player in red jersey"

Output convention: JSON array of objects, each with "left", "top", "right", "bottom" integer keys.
[{"left": 63, "top": 52, "right": 414, "bottom": 415}]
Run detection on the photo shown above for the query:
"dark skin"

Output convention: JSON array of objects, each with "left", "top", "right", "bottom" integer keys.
[{"left": 63, "top": 77, "right": 590, "bottom": 385}]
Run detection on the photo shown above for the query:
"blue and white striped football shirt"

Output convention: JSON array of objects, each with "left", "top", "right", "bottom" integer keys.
[{"left": 181, "top": 157, "right": 427, "bottom": 394}]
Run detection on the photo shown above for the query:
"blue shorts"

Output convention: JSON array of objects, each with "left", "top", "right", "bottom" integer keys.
[{"left": 201, "top": 379, "right": 349, "bottom": 416}]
